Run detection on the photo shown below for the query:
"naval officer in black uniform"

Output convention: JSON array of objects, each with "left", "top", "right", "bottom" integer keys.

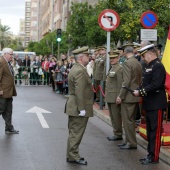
[{"left": 133, "top": 44, "right": 167, "bottom": 165}]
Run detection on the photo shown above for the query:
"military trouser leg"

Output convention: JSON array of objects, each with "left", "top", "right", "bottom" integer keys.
[
  {"left": 108, "top": 103, "right": 122, "bottom": 138},
  {"left": 67, "top": 116, "right": 88, "bottom": 160},
  {"left": 94, "top": 79, "right": 100, "bottom": 101},
  {"left": 121, "top": 103, "right": 137, "bottom": 147},
  {"left": 146, "top": 109, "right": 163, "bottom": 161},
  {"left": 0, "top": 98, "right": 14, "bottom": 130}
]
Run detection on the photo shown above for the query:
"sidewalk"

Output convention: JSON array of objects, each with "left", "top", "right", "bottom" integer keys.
[{"left": 93, "top": 103, "right": 170, "bottom": 166}]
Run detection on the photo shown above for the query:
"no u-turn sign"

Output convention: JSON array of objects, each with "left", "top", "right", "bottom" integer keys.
[{"left": 98, "top": 9, "right": 120, "bottom": 32}]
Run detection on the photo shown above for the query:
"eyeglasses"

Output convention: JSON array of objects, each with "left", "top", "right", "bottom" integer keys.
[{"left": 7, "top": 53, "right": 14, "bottom": 56}]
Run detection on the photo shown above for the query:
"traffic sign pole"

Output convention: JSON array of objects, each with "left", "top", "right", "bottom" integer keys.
[
  {"left": 106, "top": 31, "right": 110, "bottom": 75},
  {"left": 58, "top": 42, "right": 60, "bottom": 60},
  {"left": 98, "top": 9, "right": 120, "bottom": 109}
]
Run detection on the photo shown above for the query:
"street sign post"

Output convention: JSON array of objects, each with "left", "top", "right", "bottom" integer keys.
[
  {"left": 98, "top": 9, "right": 120, "bottom": 109},
  {"left": 140, "top": 10, "right": 158, "bottom": 29}
]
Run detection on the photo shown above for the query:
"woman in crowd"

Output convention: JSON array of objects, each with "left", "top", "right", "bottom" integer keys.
[
  {"left": 33, "top": 56, "right": 41, "bottom": 85},
  {"left": 42, "top": 56, "right": 50, "bottom": 85},
  {"left": 11, "top": 58, "right": 20, "bottom": 84},
  {"left": 23, "top": 55, "right": 30, "bottom": 85},
  {"left": 30, "top": 56, "right": 35, "bottom": 85},
  {"left": 55, "top": 60, "right": 63, "bottom": 94},
  {"left": 49, "top": 57, "right": 57, "bottom": 91}
]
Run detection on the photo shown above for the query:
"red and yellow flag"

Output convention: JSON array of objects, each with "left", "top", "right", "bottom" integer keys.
[{"left": 162, "top": 26, "right": 170, "bottom": 95}]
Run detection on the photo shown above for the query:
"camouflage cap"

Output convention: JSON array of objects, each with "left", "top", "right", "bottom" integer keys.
[
  {"left": 108, "top": 50, "right": 119, "bottom": 58},
  {"left": 121, "top": 43, "right": 134, "bottom": 50},
  {"left": 97, "top": 46, "right": 106, "bottom": 50},
  {"left": 133, "top": 42, "right": 141, "bottom": 50},
  {"left": 72, "top": 46, "right": 89, "bottom": 55},
  {"left": 94, "top": 47, "right": 100, "bottom": 52}
]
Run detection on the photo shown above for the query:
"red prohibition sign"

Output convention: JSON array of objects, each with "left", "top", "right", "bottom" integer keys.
[{"left": 98, "top": 9, "right": 120, "bottom": 32}]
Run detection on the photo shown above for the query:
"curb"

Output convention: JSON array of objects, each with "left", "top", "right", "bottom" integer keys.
[{"left": 93, "top": 107, "right": 170, "bottom": 166}]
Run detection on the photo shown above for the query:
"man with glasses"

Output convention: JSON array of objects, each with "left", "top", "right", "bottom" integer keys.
[{"left": 0, "top": 48, "right": 19, "bottom": 134}]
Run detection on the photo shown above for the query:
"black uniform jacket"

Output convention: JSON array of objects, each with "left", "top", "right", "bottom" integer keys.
[{"left": 141, "top": 58, "right": 167, "bottom": 110}]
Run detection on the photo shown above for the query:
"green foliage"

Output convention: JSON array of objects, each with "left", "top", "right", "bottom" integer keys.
[
  {"left": 27, "top": 30, "right": 68, "bottom": 56},
  {"left": 9, "top": 38, "right": 25, "bottom": 51},
  {"left": 0, "top": 24, "right": 12, "bottom": 50},
  {"left": 66, "top": 0, "right": 170, "bottom": 48},
  {"left": 28, "top": 0, "right": 170, "bottom": 54}
]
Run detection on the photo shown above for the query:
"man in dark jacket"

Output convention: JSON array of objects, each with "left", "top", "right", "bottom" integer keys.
[{"left": 133, "top": 44, "right": 167, "bottom": 165}]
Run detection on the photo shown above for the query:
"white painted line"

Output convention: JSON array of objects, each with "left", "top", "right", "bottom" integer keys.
[{"left": 36, "top": 112, "right": 49, "bottom": 128}]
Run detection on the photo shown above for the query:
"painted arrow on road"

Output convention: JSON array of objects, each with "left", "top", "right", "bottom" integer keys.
[{"left": 26, "top": 106, "right": 51, "bottom": 128}]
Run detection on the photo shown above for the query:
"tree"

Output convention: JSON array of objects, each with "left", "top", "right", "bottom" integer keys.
[
  {"left": 0, "top": 24, "right": 12, "bottom": 50},
  {"left": 66, "top": 0, "right": 170, "bottom": 48},
  {"left": 27, "top": 30, "right": 68, "bottom": 57},
  {"left": 9, "top": 37, "right": 25, "bottom": 51}
]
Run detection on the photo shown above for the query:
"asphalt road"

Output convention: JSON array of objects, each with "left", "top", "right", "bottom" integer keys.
[{"left": 0, "top": 86, "right": 169, "bottom": 170}]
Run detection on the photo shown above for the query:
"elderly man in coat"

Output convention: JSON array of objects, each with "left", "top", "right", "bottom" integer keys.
[
  {"left": 65, "top": 47, "right": 93, "bottom": 165},
  {"left": 0, "top": 47, "right": 19, "bottom": 134}
]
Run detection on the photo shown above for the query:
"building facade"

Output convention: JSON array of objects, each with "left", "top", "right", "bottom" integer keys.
[
  {"left": 30, "top": 0, "right": 38, "bottom": 42},
  {"left": 25, "top": 0, "right": 31, "bottom": 46},
  {"left": 18, "top": 19, "right": 25, "bottom": 47},
  {"left": 25, "top": 0, "right": 98, "bottom": 44}
]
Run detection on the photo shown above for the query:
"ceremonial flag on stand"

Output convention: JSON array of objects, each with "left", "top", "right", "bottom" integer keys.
[{"left": 162, "top": 26, "right": 170, "bottom": 95}]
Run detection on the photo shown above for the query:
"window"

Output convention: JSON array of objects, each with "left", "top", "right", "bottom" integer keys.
[
  {"left": 25, "top": 27, "right": 30, "bottom": 31},
  {"left": 26, "top": 12, "right": 30, "bottom": 16},
  {"left": 26, "top": 2, "right": 31, "bottom": 6},
  {"left": 31, "top": 11, "right": 37, "bottom": 17},
  {"left": 26, "top": 22, "right": 30, "bottom": 26},
  {"left": 31, "top": 21, "right": 37, "bottom": 26},
  {"left": 26, "top": 17, "right": 30, "bottom": 21},
  {"left": 32, "top": 2, "right": 37, "bottom": 7}
]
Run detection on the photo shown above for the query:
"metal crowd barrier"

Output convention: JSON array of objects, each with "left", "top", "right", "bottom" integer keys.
[{"left": 14, "top": 66, "right": 49, "bottom": 85}]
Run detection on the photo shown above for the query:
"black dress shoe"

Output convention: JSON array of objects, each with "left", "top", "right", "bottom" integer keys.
[
  {"left": 67, "top": 159, "right": 87, "bottom": 165},
  {"left": 141, "top": 158, "right": 159, "bottom": 165},
  {"left": 5, "top": 129, "right": 19, "bottom": 134},
  {"left": 66, "top": 157, "right": 84, "bottom": 162},
  {"left": 118, "top": 143, "right": 126, "bottom": 147},
  {"left": 120, "top": 144, "right": 137, "bottom": 150},
  {"left": 107, "top": 136, "right": 123, "bottom": 141},
  {"left": 139, "top": 155, "right": 150, "bottom": 162},
  {"left": 139, "top": 157, "right": 147, "bottom": 162}
]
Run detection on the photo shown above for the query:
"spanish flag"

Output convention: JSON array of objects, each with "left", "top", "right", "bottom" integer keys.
[{"left": 162, "top": 26, "right": 170, "bottom": 95}]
